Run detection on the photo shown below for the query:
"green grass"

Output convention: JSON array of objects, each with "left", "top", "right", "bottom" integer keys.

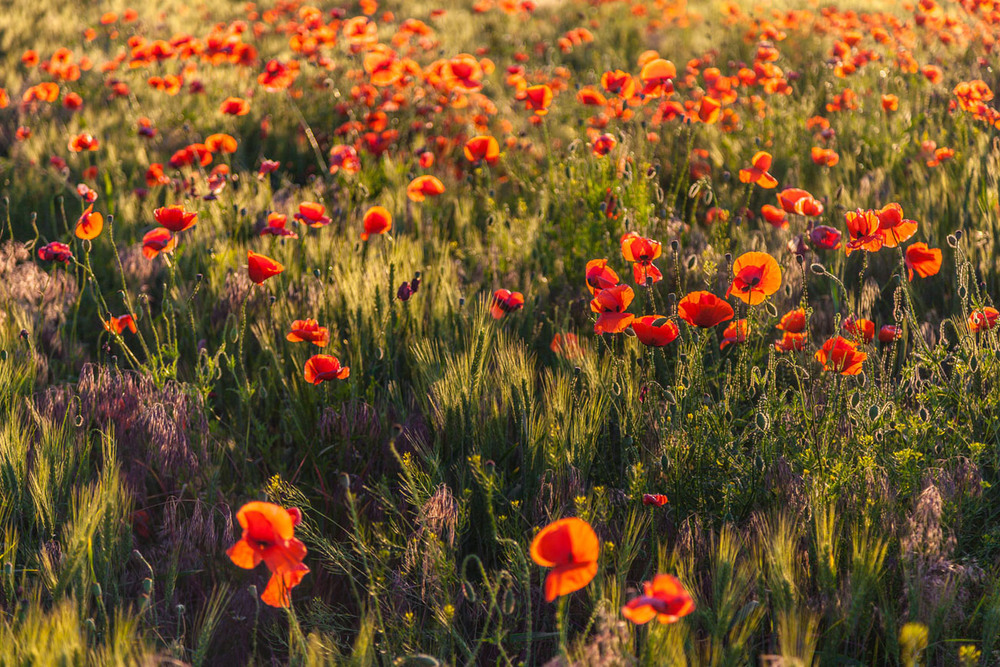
[{"left": 0, "top": 0, "right": 999, "bottom": 664}]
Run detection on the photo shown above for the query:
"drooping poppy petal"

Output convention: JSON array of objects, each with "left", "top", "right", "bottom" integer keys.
[
  {"left": 247, "top": 250, "right": 284, "bottom": 284},
  {"left": 530, "top": 517, "right": 599, "bottom": 602},
  {"left": 361, "top": 206, "right": 392, "bottom": 240},
  {"left": 677, "top": 291, "right": 734, "bottom": 328}
]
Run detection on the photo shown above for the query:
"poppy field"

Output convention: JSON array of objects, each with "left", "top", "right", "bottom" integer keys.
[{"left": 3, "top": 0, "right": 1000, "bottom": 663}]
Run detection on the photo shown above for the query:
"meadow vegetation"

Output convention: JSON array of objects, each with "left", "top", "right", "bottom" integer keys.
[{"left": 0, "top": 0, "right": 999, "bottom": 664}]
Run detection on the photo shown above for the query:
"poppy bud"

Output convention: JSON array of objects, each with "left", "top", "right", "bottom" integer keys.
[
  {"left": 947, "top": 234, "right": 957, "bottom": 247},
  {"left": 459, "top": 297, "right": 465, "bottom": 307},
  {"left": 84, "top": 619, "right": 96, "bottom": 633},
  {"left": 176, "top": 604, "right": 186, "bottom": 616},
  {"left": 410, "top": 277, "right": 421, "bottom": 292},
  {"left": 670, "top": 240, "right": 679, "bottom": 252},
  {"left": 796, "top": 254, "right": 804, "bottom": 265},
  {"left": 248, "top": 584, "right": 257, "bottom": 599},
  {"left": 810, "top": 263, "right": 826, "bottom": 275},
  {"left": 0, "top": 350, "right": 6, "bottom": 362},
  {"left": 92, "top": 583, "right": 103, "bottom": 599},
  {"left": 954, "top": 229, "right": 963, "bottom": 240},
  {"left": 868, "top": 404, "right": 880, "bottom": 420},
  {"left": 724, "top": 253, "right": 732, "bottom": 264},
  {"left": 397, "top": 282, "right": 412, "bottom": 301},
  {"left": 19, "top": 329, "right": 28, "bottom": 340},
  {"left": 755, "top": 413, "right": 769, "bottom": 430},
  {"left": 721, "top": 171, "right": 731, "bottom": 182}
]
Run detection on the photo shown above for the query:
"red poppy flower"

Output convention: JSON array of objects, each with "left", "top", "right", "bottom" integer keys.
[
  {"left": 77, "top": 183, "right": 97, "bottom": 203},
  {"left": 677, "top": 291, "right": 734, "bottom": 328},
  {"left": 720, "top": 319, "right": 748, "bottom": 350},
  {"left": 738, "top": 151, "right": 778, "bottom": 189},
  {"left": 592, "top": 134, "right": 617, "bottom": 157},
  {"left": 876, "top": 203, "right": 917, "bottom": 248},
  {"left": 329, "top": 145, "right": 361, "bottom": 175},
  {"left": 878, "top": 325, "right": 901, "bottom": 343},
  {"left": 585, "top": 259, "right": 619, "bottom": 294},
  {"left": 145, "top": 163, "right": 170, "bottom": 188},
  {"left": 904, "top": 242, "right": 942, "bottom": 280},
  {"left": 632, "top": 316, "right": 679, "bottom": 347},
  {"left": 642, "top": 494, "right": 669, "bottom": 507},
  {"left": 287, "top": 319, "right": 329, "bottom": 347},
  {"left": 261, "top": 213, "right": 298, "bottom": 238},
  {"left": 407, "top": 175, "right": 445, "bottom": 202},
  {"left": 154, "top": 205, "right": 197, "bottom": 232},
  {"left": 727, "top": 252, "right": 781, "bottom": 305},
  {"left": 777, "top": 308, "right": 806, "bottom": 333},
  {"left": 38, "top": 241, "right": 73, "bottom": 263},
  {"left": 550, "top": 333, "right": 584, "bottom": 359},
  {"left": 524, "top": 84, "right": 553, "bottom": 115},
  {"left": 639, "top": 58, "right": 676, "bottom": 98},
  {"left": 361, "top": 206, "right": 392, "bottom": 240},
  {"left": 103, "top": 314, "right": 137, "bottom": 335},
  {"left": 141, "top": 228, "right": 176, "bottom": 259},
  {"left": 844, "top": 209, "right": 884, "bottom": 256},
  {"left": 247, "top": 250, "right": 284, "bottom": 284},
  {"left": 810, "top": 225, "right": 842, "bottom": 250},
  {"left": 815, "top": 336, "right": 867, "bottom": 375},
  {"left": 777, "top": 188, "right": 824, "bottom": 216},
  {"left": 464, "top": 135, "right": 500, "bottom": 165},
  {"left": 75, "top": 205, "right": 103, "bottom": 240},
  {"left": 68, "top": 132, "right": 99, "bottom": 152},
  {"left": 620, "top": 232, "right": 663, "bottom": 285},
  {"left": 774, "top": 331, "right": 806, "bottom": 352},
  {"left": 491, "top": 288, "right": 525, "bottom": 319},
  {"left": 530, "top": 517, "right": 599, "bottom": 602},
  {"left": 621, "top": 574, "right": 695, "bottom": 625},
  {"left": 842, "top": 316, "right": 875, "bottom": 343},
  {"left": 304, "top": 354, "right": 350, "bottom": 383},
  {"left": 227, "top": 502, "right": 309, "bottom": 608},
  {"left": 969, "top": 307, "right": 999, "bottom": 332},
  {"left": 601, "top": 70, "right": 636, "bottom": 99},
  {"left": 220, "top": 96, "right": 250, "bottom": 115},
  {"left": 591, "top": 284, "right": 635, "bottom": 333},
  {"left": 761, "top": 204, "right": 788, "bottom": 229},
  {"left": 293, "top": 202, "right": 331, "bottom": 228}
]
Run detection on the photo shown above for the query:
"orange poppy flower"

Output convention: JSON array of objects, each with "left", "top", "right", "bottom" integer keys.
[
  {"left": 639, "top": 58, "right": 676, "bottom": 97},
  {"left": 524, "top": 84, "right": 553, "bottom": 115},
  {"left": 407, "top": 175, "right": 445, "bottom": 202},
  {"left": 842, "top": 316, "right": 875, "bottom": 343},
  {"left": 632, "top": 316, "right": 679, "bottom": 347},
  {"left": 145, "top": 163, "right": 170, "bottom": 187},
  {"left": 592, "top": 134, "right": 617, "bottom": 157},
  {"left": 287, "top": 319, "right": 330, "bottom": 347},
  {"left": 777, "top": 188, "right": 823, "bottom": 216},
  {"left": 293, "top": 202, "right": 331, "bottom": 228},
  {"left": 103, "top": 314, "right": 137, "bottom": 335},
  {"left": 969, "top": 307, "right": 999, "bottom": 332},
  {"left": 226, "top": 502, "right": 309, "bottom": 608},
  {"left": 154, "top": 205, "right": 197, "bottom": 232},
  {"left": 815, "top": 336, "right": 867, "bottom": 375},
  {"left": 696, "top": 96, "right": 721, "bottom": 124},
  {"left": 881, "top": 94, "right": 899, "bottom": 111},
  {"left": 601, "top": 70, "right": 636, "bottom": 99},
  {"left": 68, "top": 132, "right": 99, "bottom": 152},
  {"left": 905, "top": 243, "right": 942, "bottom": 280},
  {"left": 720, "top": 319, "right": 748, "bottom": 349},
  {"left": 621, "top": 574, "right": 695, "bottom": 625},
  {"left": 876, "top": 203, "right": 917, "bottom": 248},
  {"left": 776, "top": 307, "right": 806, "bottom": 333},
  {"left": 677, "top": 291, "right": 734, "bottom": 328},
  {"left": 464, "top": 135, "right": 500, "bottom": 165},
  {"left": 591, "top": 284, "right": 635, "bottom": 333},
  {"left": 810, "top": 225, "right": 842, "bottom": 250},
  {"left": 761, "top": 204, "right": 787, "bottom": 229},
  {"left": 585, "top": 259, "right": 619, "bottom": 294},
  {"left": 738, "top": 151, "right": 778, "bottom": 189},
  {"left": 75, "top": 205, "right": 103, "bottom": 240},
  {"left": 247, "top": 250, "right": 284, "bottom": 284},
  {"left": 329, "top": 145, "right": 361, "bottom": 175},
  {"left": 304, "top": 355, "right": 350, "bottom": 383},
  {"left": 727, "top": 252, "right": 781, "bottom": 305},
  {"left": 642, "top": 494, "right": 669, "bottom": 507},
  {"left": 844, "top": 209, "right": 884, "bottom": 256},
  {"left": 774, "top": 331, "right": 806, "bottom": 352},
  {"left": 142, "top": 228, "right": 177, "bottom": 259},
  {"left": 261, "top": 213, "right": 298, "bottom": 239},
  {"left": 205, "top": 133, "right": 238, "bottom": 154},
  {"left": 576, "top": 86, "right": 607, "bottom": 106},
  {"left": 491, "top": 289, "right": 525, "bottom": 319},
  {"left": 361, "top": 206, "right": 392, "bottom": 240},
  {"left": 811, "top": 146, "right": 839, "bottom": 167},
  {"left": 620, "top": 232, "right": 663, "bottom": 285},
  {"left": 220, "top": 96, "right": 250, "bottom": 115},
  {"left": 530, "top": 517, "right": 599, "bottom": 602},
  {"left": 878, "top": 325, "right": 901, "bottom": 343}
]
